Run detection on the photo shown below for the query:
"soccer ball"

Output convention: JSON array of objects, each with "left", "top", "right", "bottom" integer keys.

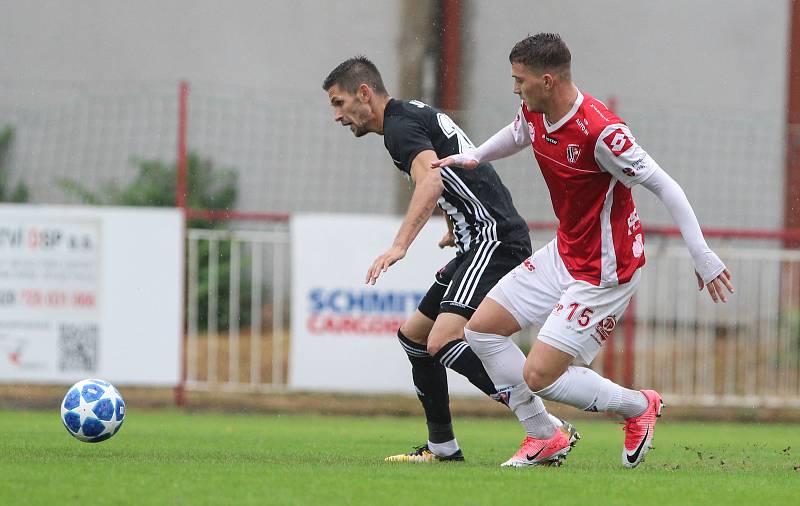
[{"left": 60, "top": 378, "right": 126, "bottom": 443}]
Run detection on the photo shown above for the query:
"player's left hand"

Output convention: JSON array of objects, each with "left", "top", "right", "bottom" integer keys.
[
  {"left": 696, "top": 268, "right": 735, "bottom": 303},
  {"left": 438, "top": 231, "right": 455, "bottom": 248},
  {"left": 431, "top": 153, "right": 479, "bottom": 170},
  {"left": 365, "top": 246, "right": 407, "bottom": 285}
]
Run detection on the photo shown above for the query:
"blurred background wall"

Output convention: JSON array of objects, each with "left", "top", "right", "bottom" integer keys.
[{"left": 0, "top": 0, "right": 790, "bottom": 229}]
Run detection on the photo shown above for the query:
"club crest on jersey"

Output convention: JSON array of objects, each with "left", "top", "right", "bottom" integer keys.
[
  {"left": 566, "top": 144, "right": 581, "bottom": 164},
  {"left": 603, "top": 128, "right": 633, "bottom": 156}
]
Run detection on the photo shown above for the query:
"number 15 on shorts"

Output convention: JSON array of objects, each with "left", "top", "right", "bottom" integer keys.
[{"left": 553, "top": 302, "right": 594, "bottom": 327}]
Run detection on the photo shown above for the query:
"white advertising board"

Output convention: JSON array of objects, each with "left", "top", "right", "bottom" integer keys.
[
  {"left": 0, "top": 205, "right": 183, "bottom": 385},
  {"left": 289, "top": 213, "right": 482, "bottom": 396}
]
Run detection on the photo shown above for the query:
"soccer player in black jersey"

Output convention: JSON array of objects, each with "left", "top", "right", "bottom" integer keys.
[{"left": 322, "top": 56, "right": 578, "bottom": 463}]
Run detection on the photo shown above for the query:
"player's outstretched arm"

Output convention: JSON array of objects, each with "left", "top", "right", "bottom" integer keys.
[
  {"left": 639, "top": 166, "right": 735, "bottom": 303},
  {"left": 431, "top": 121, "right": 527, "bottom": 170},
  {"left": 366, "top": 150, "right": 444, "bottom": 285}
]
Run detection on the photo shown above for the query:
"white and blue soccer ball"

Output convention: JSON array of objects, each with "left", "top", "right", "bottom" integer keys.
[{"left": 60, "top": 379, "right": 125, "bottom": 443}]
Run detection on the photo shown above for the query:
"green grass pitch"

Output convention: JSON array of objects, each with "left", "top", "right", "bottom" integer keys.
[{"left": 1, "top": 409, "right": 798, "bottom": 505}]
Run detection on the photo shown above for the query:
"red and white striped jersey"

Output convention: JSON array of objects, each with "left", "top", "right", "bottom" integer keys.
[{"left": 513, "top": 91, "right": 657, "bottom": 286}]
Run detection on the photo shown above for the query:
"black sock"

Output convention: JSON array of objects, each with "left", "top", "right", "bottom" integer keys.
[
  {"left": 434, "top": 339, "right": 499, "bottom": 398},
  {"left": 397, "top": 330, "right": 455, "bottom": 444}
]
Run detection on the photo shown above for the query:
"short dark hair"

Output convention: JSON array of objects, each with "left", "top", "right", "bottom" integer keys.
[
  {"left": 509, "top": 33, "right": 571, "bottom": 76},
  {"left": 322, "top": 56, "right": 388, "bottom": 95}
]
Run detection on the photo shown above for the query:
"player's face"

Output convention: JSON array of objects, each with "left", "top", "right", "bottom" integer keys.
[
  {"left": 327, "top": 84, "right": 373, "bottom": 137},
  {"left": 511, "top": 62, "right": 547, "bottom": 112}
]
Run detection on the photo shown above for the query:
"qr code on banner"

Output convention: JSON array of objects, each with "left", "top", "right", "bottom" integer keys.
[{"left": 58, "top": 323, "right": 98, "bottom": 372}]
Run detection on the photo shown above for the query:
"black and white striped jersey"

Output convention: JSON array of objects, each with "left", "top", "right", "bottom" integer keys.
[{"left": 383, "top": 98, "right": 529, "bottom": 253}]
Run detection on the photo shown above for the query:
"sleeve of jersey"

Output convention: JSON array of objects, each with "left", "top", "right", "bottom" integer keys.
[
  {"left": 640, "top": 166, "right": 726, "bottom": 284},
  {"left": 593, "top": 124, "right": 657, "bottom": 188},
  {"left": 470, "top": 104, "right": 529, "bottom": 163},
  {"left": 384, "top": 116, "right": 434, "bottom": 174},
  {"left": 510, "top": 103, "right": 530, "bottom": 146}
]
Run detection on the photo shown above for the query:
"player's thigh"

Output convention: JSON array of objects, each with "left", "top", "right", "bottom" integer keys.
[
  {"left": 440, "top": 239, "right": 529, "bottom": 321},
  {"left": 470, "top": 244, "right": 563, "bottom": 336},
  {"left": 537, "top": 270, "right": 640, "bottom": 366},
  {"left": 466, "top": 296, "right": 521, "bottom": 337}
]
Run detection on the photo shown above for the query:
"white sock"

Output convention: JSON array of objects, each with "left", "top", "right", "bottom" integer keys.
[
  {"left": 534, "top": 365, "right": 648, "bottom": 419},
  {"left": 428, "top": 438, "right": 459, "bottom": 457},
  {"left": 464, "top": 328, "right": 555, "bottom": 438}
]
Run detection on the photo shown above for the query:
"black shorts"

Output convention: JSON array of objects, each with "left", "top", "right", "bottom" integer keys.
[{"left": 417, "top": 238, "right": 532, "bottom": 320}]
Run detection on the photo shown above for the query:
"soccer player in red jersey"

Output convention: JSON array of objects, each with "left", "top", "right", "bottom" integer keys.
[{"left": 433, "top": 33, "right": 735, "bottom": 468}]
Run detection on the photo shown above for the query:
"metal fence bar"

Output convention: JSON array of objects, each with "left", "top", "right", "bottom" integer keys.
[
  {"left": 272, "top": 240, "right": 285, "bottom": 385},
  {"left": 187, "top": 236, "right": 199, "bottom": 382},
  {"left": 228, "top": 240, "right": 241, "bottom": 384},
  {"left": 207, "top": 239, "right": 218, "bottom": 384},
  {"left": 250, "top": 242, "right": 263, "bottom": 387}
]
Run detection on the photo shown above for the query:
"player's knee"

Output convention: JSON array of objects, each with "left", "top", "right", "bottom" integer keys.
[
  {"left": 425, "top": 341, "right": 443, "bottom": 357},
  {"left": 426, "top": 331, "right": 457, "bottom": 356},
  {"left": 523, "top": 361, "right": 555, "bottom": 392},
  {"left": 399, "top": 324, "right": 427, "bottom": 345}
]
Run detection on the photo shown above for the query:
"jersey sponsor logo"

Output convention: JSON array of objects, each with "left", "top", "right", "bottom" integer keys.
[
  {"left": 306, "top": 288, "right": 424, "bottom": 335},
  {"left": 623, "top": 157, "right": 647, "bottom": 177},
  {"left": 575, "top": 117, "right": 589, "bottom": 136},
  {"left": 544, "top": 135, "right": 558, "bottom": 145},
  {"left": 566, "top": 144, "right": 581, "bottom": 164},
  {"left": 589, "top": 103, "right": 611, "bottom": 122},
  {"left": 522, "top": 258, "right": 536, "bottom": 271},
  {"left": 603, "top": 128, "right": 633, "bottom": 156}
]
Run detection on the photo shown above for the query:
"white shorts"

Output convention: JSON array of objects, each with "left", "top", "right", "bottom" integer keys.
[{"left": 487, "top": 238, "right": 640, "bottom": 365}]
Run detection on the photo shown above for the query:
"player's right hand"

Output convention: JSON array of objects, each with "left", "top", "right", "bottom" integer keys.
[
  {"left": 696, "top": 268, "right": 735, "bottom": 303},
  {"left": 431, "top": 153, "right": 479, "bottom": 170},
  {"left": 365, "top": 246, "right": 407, "bottom": 285}
]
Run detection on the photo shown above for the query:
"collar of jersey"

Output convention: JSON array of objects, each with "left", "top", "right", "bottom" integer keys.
[{"left": 543, "top": 89, "right": 584, "bottom": 134}]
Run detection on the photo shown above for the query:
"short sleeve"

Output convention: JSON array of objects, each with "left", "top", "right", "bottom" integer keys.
[
  {"left": 384, "top": 115, "right": 435, "bottom": 174},
  {"left": 594, "top": 124, "right": 657, "bottom": 188},
  {"left": 511, "top": 102, "right": 528, "bottom": 146}
]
